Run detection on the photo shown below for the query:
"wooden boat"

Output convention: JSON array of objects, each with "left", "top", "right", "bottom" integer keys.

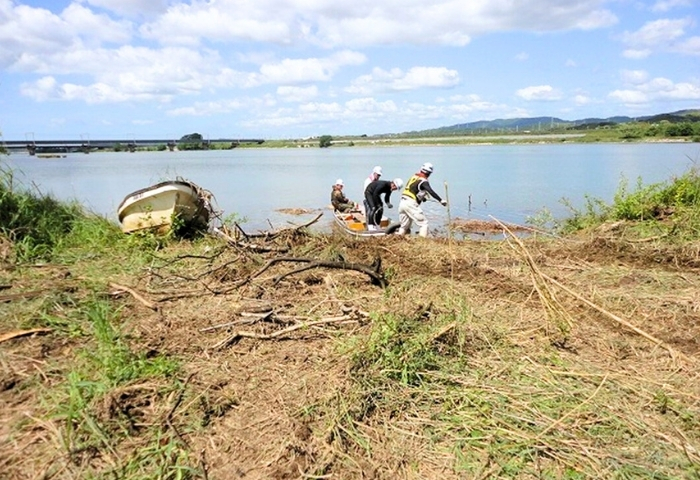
[
  {"left": 117, "top": 179, "right": 212, "bottom": 234},
  {"left": 332, "top": 210, "right": 400, "bottom": 237}
]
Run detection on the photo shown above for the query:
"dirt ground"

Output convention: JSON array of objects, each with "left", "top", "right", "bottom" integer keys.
[{"left": 1, "top": 219, "right": 699, "bottom": 479}]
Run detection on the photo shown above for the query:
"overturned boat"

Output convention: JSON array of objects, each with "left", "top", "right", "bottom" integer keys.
[
  {"left": 332, "top": 210, "right": 400, "bottom": 237},
  {"left": 117, "top": 179, "right": 212, "bottom": 234}
]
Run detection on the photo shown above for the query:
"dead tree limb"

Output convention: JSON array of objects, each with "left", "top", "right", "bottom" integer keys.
[{"left": 265, "top": 256, "right": 386, "bottom": 287}]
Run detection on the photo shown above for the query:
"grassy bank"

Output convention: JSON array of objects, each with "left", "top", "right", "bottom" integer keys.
[{"left": 1, "top": 163, "right": 699, "bottom": 479}]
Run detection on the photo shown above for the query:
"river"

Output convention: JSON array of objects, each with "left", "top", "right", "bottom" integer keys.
[{"left": 3, "top": 142, "right": 699, "bottom": 233}]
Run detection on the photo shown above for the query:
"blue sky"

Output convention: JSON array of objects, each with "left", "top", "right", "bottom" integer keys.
[{"left": 0, "top": 0, "right": 698, "bottom": 141}]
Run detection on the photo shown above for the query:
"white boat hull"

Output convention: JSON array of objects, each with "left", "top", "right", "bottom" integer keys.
[
  {"left": 117, "top": 180, "right": 210, "bottom": 234},
  {"left": 332, "top": 210, "right": 399, "bottom": 237}
]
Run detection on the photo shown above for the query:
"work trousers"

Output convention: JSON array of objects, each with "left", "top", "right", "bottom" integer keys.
[{"left": 398, "top": 196, "right": 429, "bottom": 237}]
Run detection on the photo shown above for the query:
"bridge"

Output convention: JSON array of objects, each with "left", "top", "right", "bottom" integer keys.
[{"left": 1, "top": 138, "right": 265, "bottom": 155}]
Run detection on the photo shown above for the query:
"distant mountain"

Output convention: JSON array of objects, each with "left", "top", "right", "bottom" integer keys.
[{"left": 400, "top": 108, "right": 700, "bottom": 136}]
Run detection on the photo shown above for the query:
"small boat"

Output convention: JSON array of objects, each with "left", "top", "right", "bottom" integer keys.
[
  {"left": 117, "top": 179, "right": 212, "bottom": 234},
  {"left": 332, "top": 210, "right": 400, "bottom": 237}
]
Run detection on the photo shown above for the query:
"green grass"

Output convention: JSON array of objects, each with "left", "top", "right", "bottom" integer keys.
[
  {"left": 327, "top": 303, "right": 698, "bottom": 478},
  {"left": 557, "top": 165, "right": 700, "bottom": 239},
  {"left": 41, "top": 299, "right": 193, "bottom": 479}
]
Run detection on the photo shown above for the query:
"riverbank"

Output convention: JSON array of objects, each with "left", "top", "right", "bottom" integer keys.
[{"left": 1, "top": 209, "right": 699, "bottom": 479}]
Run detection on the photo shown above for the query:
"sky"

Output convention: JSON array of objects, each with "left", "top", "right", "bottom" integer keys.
[{"left": 0, "top": 0, "right": 699, "bottom": 141}]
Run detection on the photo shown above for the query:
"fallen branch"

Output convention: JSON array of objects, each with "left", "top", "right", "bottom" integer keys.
[
  {"left": 213, "top": 228, "right": 290, "bottom": 253},
  {"left": 0, "top": 328, "right": 52, "bottom": 343},
  {"left": 268, "top": 256, "right": 387, "bottom": 287},
  {"left": 199, "top": 311, "right": 274, "bottom": 332},
  {"left": 109, "top": 283, "right": 159, "bottom": 311},
  {"left": 212, "top": 315, "right": 354, "bottom": 349},
  {"left": 238, "top": 212, "right": 324, "bottom": 240}
]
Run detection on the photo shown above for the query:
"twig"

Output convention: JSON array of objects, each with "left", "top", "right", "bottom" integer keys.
[
  {"left": 109, "top": 283, "right": 159, "bottom": 311},
  {"left": 199, "top": 311, "right": 274, "bottom": 332},
  {"left": 212, "top": 315, "right": 354, "bottom": 349},
  {"left": 0, "top": 328, "right": 51, "bottom": 343}
]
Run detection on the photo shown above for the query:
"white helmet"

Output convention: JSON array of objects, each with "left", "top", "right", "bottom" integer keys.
[
  {"left": 392, "top": 178, "right": 404, "bottom": 190},
  {"left": 335, "top": 178, "right": 344, "bottom": 186},
  {"left": 372, "top": 166, "right": 383, "bottom": 176},
  {"left": 420, "top": 162, "right": 434, "bottom": 174}
]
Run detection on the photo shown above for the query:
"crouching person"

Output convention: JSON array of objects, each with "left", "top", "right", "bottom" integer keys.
[{"left": 331, "top": 179, "right": 356, "bottom": 212}]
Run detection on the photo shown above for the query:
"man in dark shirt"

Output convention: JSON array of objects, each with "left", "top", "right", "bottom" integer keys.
[{"left": 364, "top": 178, "right": 403, "bottom": 230}]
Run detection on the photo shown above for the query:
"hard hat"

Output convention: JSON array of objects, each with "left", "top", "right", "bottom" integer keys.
[
  {"left": 420, "top": 162, "right": 434, "bottom": 174},
  {"left": 392, "top": 178, "right": 404, "bottom": 190},
  {"left": 372, "top": 166, "right": 383, "bottom": 176},
  {"left": 335, "top": 178, "right": 344, "bottom": 186}
]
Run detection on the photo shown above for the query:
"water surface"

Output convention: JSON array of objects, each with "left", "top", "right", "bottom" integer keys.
[{"left": 4, "top": 143, "right": 699, "bottom": 233}]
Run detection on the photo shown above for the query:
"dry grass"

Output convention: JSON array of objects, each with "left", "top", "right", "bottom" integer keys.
[{"left": 1, "top": 224, "right": 699, "bottom": 479}]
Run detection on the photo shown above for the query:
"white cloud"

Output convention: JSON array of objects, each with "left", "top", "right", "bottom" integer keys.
[
  {"left": 134, "top": 0, "right": 617, "bottom": 48},
  {"left": 140, "top": 1, "right": 295, "bottom": 46},
  {"left": 61, "top": 3, "right": 133, "bottom": 45},
  {"left": 167, "top": 95, "right": 276, "bottom": 116},
  {"left": 515, "top": 52, "right": 529, "bottom": 61},
  {"left": 622, "top": 49, "right": 652, "bottom": 59},
  {"left": 608, "top": 89, "right": 648, "bottom": 104},
  {"left": 672, "top": 36, "right": 700, "bottom": 55},
  {"left": 620, "top": 69, "right": 649, "bottom": 85},
  {"left": 256, "top": 50, "right": 366, "bottom": 85},
  {"left": 84, "top": 0, "right": 170, "bottom": 18},
  {"left": 19, "top": 76, "right": 58, "bottom": 101},
  {"left": 0, "top": 1, "right": 133, "bottom": 69},
  {"left": 608, "top": 76, "right": 700, "bottom": 106},
  {"left": 347, "top": 66, "right": 459, "bottom": 95},
  {"left": 620, "top": 18, "right": 696, "bottom": 57},
  {"left": 277, "top": 85, "right": 319, "bottom": 103},
  {"left": 651, "top": 0, "right": 692, "bottom": 13},
  {"left": 573, "top": 94, "right": 591, "bottom": 106},
  {"left": 516, "top": 85, "right": 563, "bottom": 101},
  {"left": 622, "top": 18, "right": 689, "bottom": 45}
]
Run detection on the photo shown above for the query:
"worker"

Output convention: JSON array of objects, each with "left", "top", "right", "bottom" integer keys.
[
  {"left": 398, "top": 162, "right": 447, "bottom": 237},
  {"left": 331, "top": 179, "right": 356, "bottom": 212},
  {"left": 364, "top": 178, "right": 403, "bottom": 230},
  {"left": 362, "top": 166, "right": 383, "bottom": 215}
]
